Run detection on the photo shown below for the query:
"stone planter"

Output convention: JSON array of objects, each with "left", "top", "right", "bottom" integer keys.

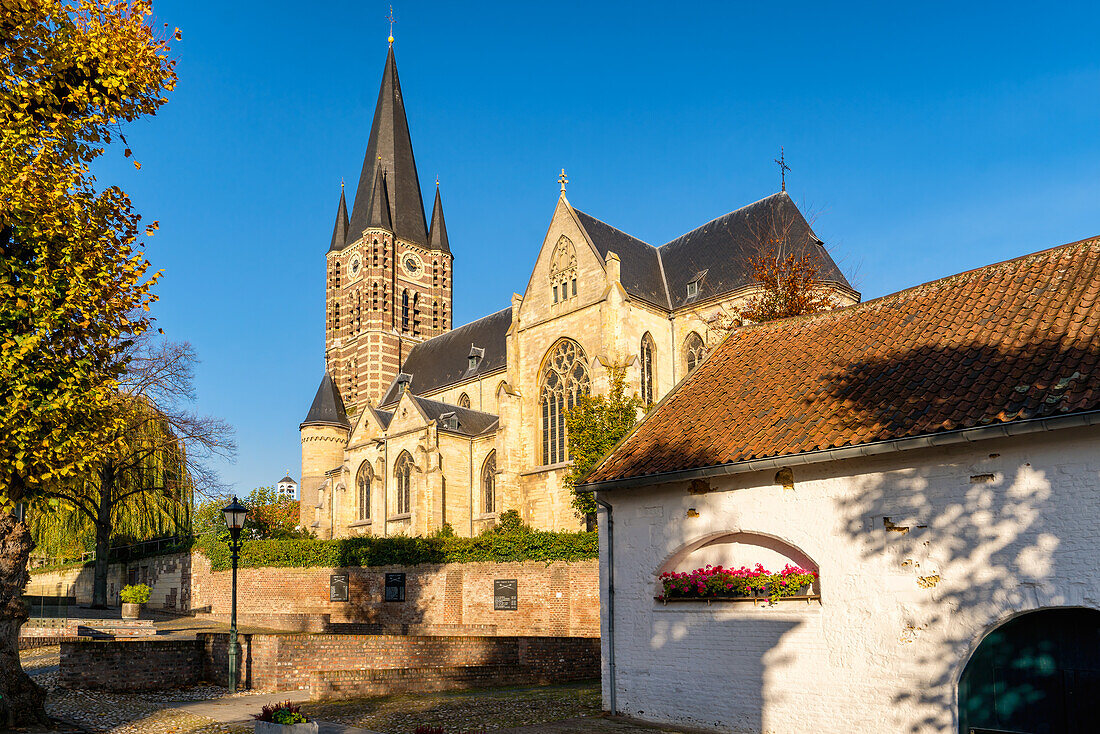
[
  {"left": 254, "top": 722, "right": 318, "bottom": 734},
  {"left": 120, "top": 602, "right": 143, "bottom": 620}
]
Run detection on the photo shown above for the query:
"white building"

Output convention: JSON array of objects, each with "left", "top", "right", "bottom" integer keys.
[
  {"left": 580, "top": 237, "right": 1100, "bottom": 733},
  {"left": 276, "top": 475, "right": 298, "bottom": 501}
]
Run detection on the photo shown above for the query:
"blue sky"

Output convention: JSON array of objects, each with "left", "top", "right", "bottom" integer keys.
[{"left": 100, "top": 1, "right": 1100, "bottom": 494}]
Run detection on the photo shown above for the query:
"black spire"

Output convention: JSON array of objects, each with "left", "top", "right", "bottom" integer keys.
[
  {"left": 347, "top": 45, "right": 429, "bottom": 247},
  {"left": 327, "top": 186, "right": 349, "bottom": 252},
  {"left": 366, "top": 165, "right": 393, "bottom": 231},
  {"left": 300, "top": 373, "right": 351, "bottom": 429},
  {"left": 428, "top": 184, "right": 450, "bottom": 253}
]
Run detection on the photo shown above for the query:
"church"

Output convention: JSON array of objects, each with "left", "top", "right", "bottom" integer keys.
[{"left": 298, "top": 41, "right": 858, "bottom": 539}]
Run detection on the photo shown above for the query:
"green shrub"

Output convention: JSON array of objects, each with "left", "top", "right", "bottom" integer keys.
[
  {"left": 120, "top": 583, "right": 151, "bottom": 604},
  {"left": 195, "top": 528, "right": 597, "bottom": 572}
]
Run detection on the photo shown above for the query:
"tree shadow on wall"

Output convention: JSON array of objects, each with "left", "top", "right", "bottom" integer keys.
[{"left": 822, "top": 338, "right": 1100, "bottom": 732}]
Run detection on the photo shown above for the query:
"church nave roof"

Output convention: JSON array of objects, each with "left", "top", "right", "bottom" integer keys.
[{"left": 379, "top": 307, "right": 512, "bottom": 406}]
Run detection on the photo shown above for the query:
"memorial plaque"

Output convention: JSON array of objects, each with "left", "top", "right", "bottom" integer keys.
[
  {"left": 329, "top": 573, "right": 349, "bottom": 602},
  {"left": 384, "top": 572, "right": 406, "bottom": 602},
  {"left": 494, "top": 579, "right": 518, "bottom": 611}
]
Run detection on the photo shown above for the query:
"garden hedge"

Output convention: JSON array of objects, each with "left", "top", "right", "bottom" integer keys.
[{"left": 196, "top": 530, "right": 598, "bottom": 572}]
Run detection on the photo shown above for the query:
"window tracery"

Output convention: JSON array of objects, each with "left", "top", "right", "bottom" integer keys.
[
  {"left": 482, "top": 451, "right": 497, "bottom": 514},
  {"left": 685, "top": 331, "right": 706, "bottom": 373},
  {"left": 549, "top": 236, "right": 578, "bottom": 304},
  {"left": 356, "top": 462, "right": 372, "bottom": 521},
  {"left": 539, "top": 339, "right": 590, "bottom": 465},
  {"left": 394, "top": 451, "right": 413, "bottom": 515},
  {"left": 640, "top": 332, "right": 656, "bottom": 405}
]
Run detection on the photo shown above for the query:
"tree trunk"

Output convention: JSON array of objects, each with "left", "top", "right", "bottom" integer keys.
[
  {"left": 91, "top": 482, "right": 113, "bottom": 608},
  {"left": 0, "top": 510, "right": 47, "bottom": 727}
]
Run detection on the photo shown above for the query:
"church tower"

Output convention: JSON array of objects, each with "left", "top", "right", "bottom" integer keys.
[{"left": 321, "top": 43, "right": 454, "bottom": 419}]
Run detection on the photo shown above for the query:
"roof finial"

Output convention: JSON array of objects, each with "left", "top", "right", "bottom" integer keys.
[
  {"left": 559, "top": 168, "right": 568, "bottom": 195},
  {"left": 386, "top": 5, "right": 395, "bottom": 45},
  {"left": 435, "top": 174, "right": 440, "bottom": 187},
  {"left": 340, "top": 177, "right": 345, "bottom": 191},
  {"left": 774, "top": 146, "right": 790, "bottom": 192}
]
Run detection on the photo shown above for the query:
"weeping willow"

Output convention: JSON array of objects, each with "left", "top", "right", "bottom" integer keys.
[{"left": 30, "top": 395, "right": 195, "bottom": 564}]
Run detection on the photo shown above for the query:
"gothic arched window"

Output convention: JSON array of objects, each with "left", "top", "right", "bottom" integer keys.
[
  {"left": 394, "top": 451, "right": 413, "bottom": 515},
  {"left": 549, "top": 236, "right": 578, "bottom": 304},
  {"left": 685, "top": 331, "right": 706, "bottom": 373},
  {"left": 458, "top": 393, "right": 471, "bottom": 409},
  {"left": 356, "top": 462, "right": 372, "bottom": 521},
  {"left": 401, "top": 289, "right": 409, "bottom": 331},
  {"left": 539, "top": 338, "right": 591, "bottom": 465},
  {"left": 412, "top": 292, "right": 420, "bottom": 336},
  {"left": 640, "top": 332, "right": 656, "bottom": 405},
  {"left": 482, "top": 451, "right": 497, "bottom": 514}
]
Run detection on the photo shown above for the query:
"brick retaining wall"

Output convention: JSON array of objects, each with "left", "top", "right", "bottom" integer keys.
[
  {"left": 59, "top": 640, "right": 203, "bottom": 691},
  {"left": 199, "top": 633, "right": 601, "bottom": 692},
  {"left": 29, "top": 552, "right": 599, "bottom": 637}
]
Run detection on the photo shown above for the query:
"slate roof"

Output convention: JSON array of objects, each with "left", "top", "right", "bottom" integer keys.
[
  {"left": 429, "top": 186, "right": 450, "bottom": 254},
  {"left": 328, "top": 188, "right": 349, "bottom": 252},
  {"left": 379, "top": 308, "right": 512, "bottom": 406},
  {"left": 410, "top": 395, "right": 499, "bottom": 436},
  {"left": 347, "top": 46, "right": 430, "bottom": 248},
  {"left": 572, "top": 192, "right": 854, "bottom": 312},
  {"left": 301, "top": 373, "right": 351, "bottom": 429},
  {"left": 366, "top": 166, "right": 393, "bottom": 231},
  {"left": 278, "top": 475, "right": 296, "bottom": 484},
  {"left": 574, "top": 210, "right": 670, "bottom": 308},
  {"left": 659, "top": 192, "right": 852, "bottom": 309},
  {"left": 585, "top": 236, "right": 1100, "bottom": 486}
]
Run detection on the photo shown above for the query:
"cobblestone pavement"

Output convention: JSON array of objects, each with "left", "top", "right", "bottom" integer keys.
[{"left": 20, "top": 648, "right": 695, "bottom": 734}]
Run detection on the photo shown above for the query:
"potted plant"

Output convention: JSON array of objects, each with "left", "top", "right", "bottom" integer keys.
[
  {"left": 253, "top": 701, "right": 318, "bottom": 733},
  {"left": 119, "top": 583, "right": 151, "bottom": 619}
]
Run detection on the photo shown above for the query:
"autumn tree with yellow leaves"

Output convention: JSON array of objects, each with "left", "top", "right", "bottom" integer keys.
[{"left": 0, "top": 0, "right": 177, "bottom": 723}]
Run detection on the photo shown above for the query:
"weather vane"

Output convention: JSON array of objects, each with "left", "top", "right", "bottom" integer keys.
[
  {"left": 774, "top": 146, "right": 790, "bottom": 192},
  {"left": 387, "top": 6, "right": 395, "bottom": 45},
  {"left": 559, "top": 169, "right": 568, "bottom": 194}
]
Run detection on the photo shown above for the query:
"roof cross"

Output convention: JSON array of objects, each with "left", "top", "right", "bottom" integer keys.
[
  {"left": 559, "top": 168, "right": 568, "bottom": 194},
  {"left": 386, "top": 5, "right": 395, "bottom": 45},
  {"left": 774, "top": 147, "right": 790, "bottom": 192}
]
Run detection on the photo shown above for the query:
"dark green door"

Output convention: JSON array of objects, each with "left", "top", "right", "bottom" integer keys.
[{"left": 959, "top": 608, "right": 1100, "bottom": 734}]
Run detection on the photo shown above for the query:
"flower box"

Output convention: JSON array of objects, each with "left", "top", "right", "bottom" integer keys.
[
  {"left": 254, "top": 722, "right": 318, "bottom": 734},
  {"left": 658, "top": 563, "right": 818, "bottom": 604}
]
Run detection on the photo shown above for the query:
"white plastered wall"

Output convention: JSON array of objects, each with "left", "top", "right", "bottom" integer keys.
[{"left": 598, "top": 426, "right": 1100, "bottom": 733}]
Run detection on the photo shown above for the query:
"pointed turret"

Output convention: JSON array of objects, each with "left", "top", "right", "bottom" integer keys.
[
  {"left": 300, "top": 373, "right": 351, "bottom": 429},
  {"left": 366, "top": 165, "right": 393, "bottom": 231},
  {"left": 327, "top": 187, "right": 350, "bottom": 252},
  {"left": 347, "top": 45, "right": 429, "bottom": 247},
  {"left": 428, "top": 185, "right": 450, "bottom": 253}
]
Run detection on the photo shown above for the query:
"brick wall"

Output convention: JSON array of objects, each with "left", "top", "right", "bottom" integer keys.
[
  {"left": 189, "top": 555, "right": 599, "bottom": 637},
  {"left": 200, "top": 633, "right": 600, "bottom": 692},
  {"left": 28, "top": 553, "right": 599, "bottom": 637},
  {"left": 26, "top": 552, "right": 191, "bottom": 611},
  {"left": 59, "top": 640, "right": 203, "bottom": 691}
]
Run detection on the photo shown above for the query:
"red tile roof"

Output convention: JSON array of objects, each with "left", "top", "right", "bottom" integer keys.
[{"left": 585, "top": 237, "right": 1100, "bottom": 486}]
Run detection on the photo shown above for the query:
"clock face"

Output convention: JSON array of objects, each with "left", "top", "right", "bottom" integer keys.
[
  {"left": 404, "top": 256, "right": 420, "bottom": 274},
  {"left": 349, "top": 258, "right": 361, "bottom": 277}
]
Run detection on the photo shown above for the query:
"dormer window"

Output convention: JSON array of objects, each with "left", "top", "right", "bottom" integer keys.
[
  {"left": 439, "top": 412, "right": 459, "bottom": 431},
  {"left": 394, "top": 373, "right": 412, "bottom": 395},
  {"left": 686, "top": 270, "right": 707, "bottom": 299},
  {"left": 468, "top": 345, "right": 485, "bottom": 373}
]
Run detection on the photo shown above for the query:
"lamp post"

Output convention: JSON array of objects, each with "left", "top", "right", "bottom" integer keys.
[{"left": 221, "top": 496, "right": 248, "bottom": 691}]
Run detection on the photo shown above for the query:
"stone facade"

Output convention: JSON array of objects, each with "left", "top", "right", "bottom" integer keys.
[
  {"left": 301, "top": 44, "right": 858, "bottom": 540},
  {"left": 596, "top": 427, "right": 1100, "bottom": 733}
]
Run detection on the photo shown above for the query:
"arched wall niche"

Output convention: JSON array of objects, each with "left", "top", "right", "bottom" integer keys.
[{"left": 657, "top": 530, "right": 819, "bottom": 584}]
